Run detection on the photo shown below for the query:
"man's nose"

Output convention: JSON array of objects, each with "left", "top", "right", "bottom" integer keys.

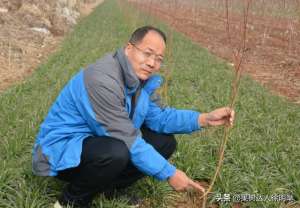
[{"left": 146, "top": 56, "right": 155, "bottom": 68}]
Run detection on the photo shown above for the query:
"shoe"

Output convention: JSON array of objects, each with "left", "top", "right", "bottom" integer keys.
[
  {"left": 58, "top": 185, "right": 94, "bottom": 208},
  {"left": 104, "top": 189, "right": 143, "bottom": 207},
  {"left": 53, "top": 201, "right": 63, "bottom": 208}
]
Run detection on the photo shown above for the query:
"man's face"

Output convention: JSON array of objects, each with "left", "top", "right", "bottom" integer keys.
[{"left": 125, "top": 31, "right": 166, "bottom": 81}]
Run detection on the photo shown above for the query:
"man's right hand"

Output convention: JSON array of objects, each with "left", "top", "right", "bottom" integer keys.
[{"left": 167, "top": 169, "right": 205, "bottom": 193}]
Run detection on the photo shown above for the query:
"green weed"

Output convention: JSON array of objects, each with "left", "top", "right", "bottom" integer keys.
[{"left": 0, "top": 0, "right": 299, "bottom": 207}]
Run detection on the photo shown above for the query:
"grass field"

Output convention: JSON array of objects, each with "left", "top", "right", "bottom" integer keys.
[{"left": 0, "top": 0, "right": 299, "bottom": 207}]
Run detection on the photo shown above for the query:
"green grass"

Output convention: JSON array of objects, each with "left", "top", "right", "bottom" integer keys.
[{"left": 0, "top": 0, "right": 299, "bottom": 207}]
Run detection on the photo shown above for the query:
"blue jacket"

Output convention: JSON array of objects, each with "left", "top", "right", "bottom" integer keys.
[{"left": 32, "top": 48, "right": 201, "bottom": 180}]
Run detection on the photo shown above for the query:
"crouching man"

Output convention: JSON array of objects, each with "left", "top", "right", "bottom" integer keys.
[{"left": 32, "top": 25, "right": 235, "bottom": 208}]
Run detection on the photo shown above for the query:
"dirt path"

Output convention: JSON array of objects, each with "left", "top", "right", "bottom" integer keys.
[
  {"left": 79, "top": 0, "right": 104, "bottom": 16},
  {"left": 0, "top": 0, "right": 104, "bottom": 93},
  {"left": 131, "top": 1, "right": 300, "bottom": 104}
]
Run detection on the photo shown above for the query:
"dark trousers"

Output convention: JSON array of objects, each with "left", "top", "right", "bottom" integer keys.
[{"left": 56, "top": 126, "right": 177, "bottom": 207}]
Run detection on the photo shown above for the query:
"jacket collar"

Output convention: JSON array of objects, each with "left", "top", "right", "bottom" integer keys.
[{"left": 114, "top": 48, "right": 140, "bottom": 94}]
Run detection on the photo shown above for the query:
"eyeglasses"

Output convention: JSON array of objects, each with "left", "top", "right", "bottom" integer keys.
[{"left": 131, "top": 43, "right": 164, "bottom": 66}]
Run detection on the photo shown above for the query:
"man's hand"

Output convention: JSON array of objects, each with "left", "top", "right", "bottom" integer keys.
[
  {"left": 168, "top": 169, "right": 205, "bottom": 193},
  {"left": 199, "top": 107, "right": 235, "bottom": 127}
]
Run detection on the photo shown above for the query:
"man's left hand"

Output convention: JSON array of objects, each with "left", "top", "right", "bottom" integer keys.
[{"left": 199, "top": 107, "right": 235, "bottom": 127}]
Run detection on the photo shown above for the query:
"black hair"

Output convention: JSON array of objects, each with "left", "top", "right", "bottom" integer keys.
[{"left": 129, "top": 25, "right": 167, "bottom": 45}]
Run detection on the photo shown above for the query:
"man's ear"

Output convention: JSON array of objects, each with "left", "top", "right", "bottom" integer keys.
[{"left": 124, "top": 42, "right": 133, "bottom": 56}]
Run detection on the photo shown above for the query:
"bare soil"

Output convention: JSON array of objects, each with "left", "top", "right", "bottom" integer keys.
[
  {"left": 166, "top": 180, "right": 242, "bottom": 208},
  {"left": 0, "top": 0, "right": 103, "bottom": 92},
  {"left": 131, "top": 0, "right": 300, "bottom": 104}
]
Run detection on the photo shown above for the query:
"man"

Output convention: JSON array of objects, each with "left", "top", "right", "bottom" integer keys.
[{"left": 32, "top": 26, "right": 235, "bottom": 208}]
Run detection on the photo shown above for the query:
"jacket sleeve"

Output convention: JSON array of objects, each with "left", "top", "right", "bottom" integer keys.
[
  {"left": 84, "top": 78, "right": 176, "bottom": 180},
  {"left": 144, "top": 95, "right": 202, "bottom": 134},
  {"left": 130, "top": 136, "right": 176, "bottom": 180}
]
